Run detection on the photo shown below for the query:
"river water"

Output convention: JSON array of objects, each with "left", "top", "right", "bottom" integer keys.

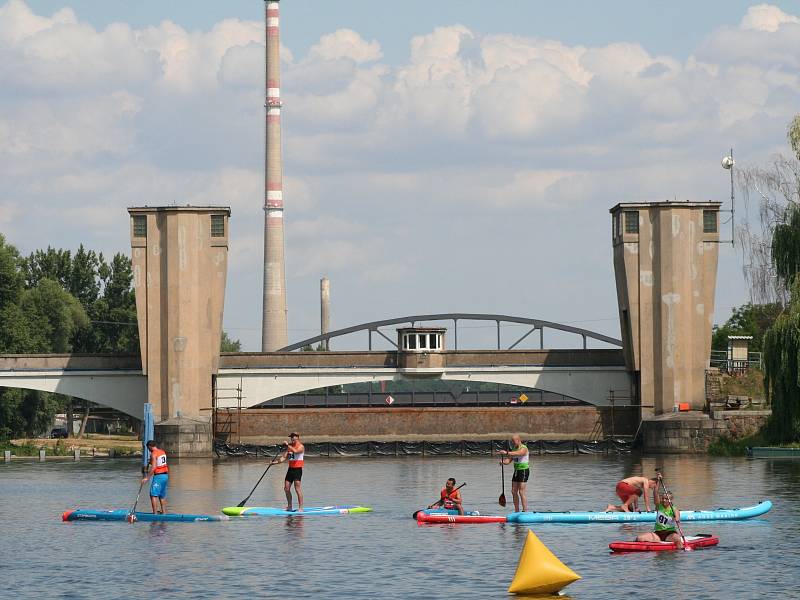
[{"left": 1, "top": 453, "right": 797, "bottom": 599}]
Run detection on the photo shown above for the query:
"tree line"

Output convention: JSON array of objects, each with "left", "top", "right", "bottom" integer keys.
[
  {"left": 733, "top": 115, "right": 800, "bottom": 443},
  {"left": 0, "top": 237, "right": 140, "bottom": 439}
]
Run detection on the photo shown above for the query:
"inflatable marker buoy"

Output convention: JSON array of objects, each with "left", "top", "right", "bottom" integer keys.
[{"left": 508, "top": 530, "right": 581, "bottom": 595}]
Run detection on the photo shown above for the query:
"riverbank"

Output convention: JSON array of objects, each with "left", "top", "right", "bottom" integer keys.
[{"left": 4, "top": 434, "right": 140, "bottom": 457}]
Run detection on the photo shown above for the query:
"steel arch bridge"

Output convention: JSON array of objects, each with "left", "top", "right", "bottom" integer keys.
[{"left": 279, "top": 313, "right": 622, "bottom": 352}]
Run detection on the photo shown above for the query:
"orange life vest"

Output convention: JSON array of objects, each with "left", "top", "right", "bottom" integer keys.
[
  {"left": 288, "top": 443, "right": 304, "bottom": 468},
  {"left": 440, "top": 487, "right": 459, "bottom": 509},
  {"left": 152, "top": 448, "right": 169, "bottom": 474}
]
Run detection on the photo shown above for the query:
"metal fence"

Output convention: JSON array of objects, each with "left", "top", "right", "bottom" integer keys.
[
  {"left": 253, "top": 389, "right": 585, "bottom": 409},
  {"left": 710, "top": 350, "right": 762, "bottom": 373}
]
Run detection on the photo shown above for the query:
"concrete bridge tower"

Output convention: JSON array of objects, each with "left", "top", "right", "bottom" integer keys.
[
  {"left": 611, "top": 201, "right": 721, "bottom": 417},
  {"left": 129, "top": 206, "right": 230, "bottom": 456}
]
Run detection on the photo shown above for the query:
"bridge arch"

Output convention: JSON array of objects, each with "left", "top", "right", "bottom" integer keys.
[
  {"left": 0, "top": 372, "right": 147, "bottom": 419},
  {"left": 279, "top": 313, "right": 622, "bottom": 352}
]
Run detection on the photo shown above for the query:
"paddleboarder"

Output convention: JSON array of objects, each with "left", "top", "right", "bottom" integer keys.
[
  {"left": 428, "top": 478, "right": 464, "bottom": 515},
  {"left": 498, "top": 434, "right": 529, "bottom": 512},
  {"left": 140, "top": 440, "right": 169, "bottom": 514},
  {"left": 604, "top": 476, "right": 659, "bottom": 512},
  {"left": 271, "top": 432, "right": 305, "bottom": 512},
  {"left": 635, "top": 481, "right": 684, "bottom": 549}
]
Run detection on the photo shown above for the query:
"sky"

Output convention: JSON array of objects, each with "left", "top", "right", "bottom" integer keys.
[{"left": 2, "top": 1, "right": 799, "bottom": 351}]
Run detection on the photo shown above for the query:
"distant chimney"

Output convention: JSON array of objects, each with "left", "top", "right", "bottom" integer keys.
[
  {"left": 320, "top": 277, "right": 330, "bottom": 350},
  {"left": 261, "top": 0, "right": 288, "bottom": 351}
]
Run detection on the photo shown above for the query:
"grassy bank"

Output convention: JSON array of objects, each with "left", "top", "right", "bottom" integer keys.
[
  {"left": 708, "top": 432, "right": 800, "bottom": 456},
  {"left": 3, "top": 434, "right": 140, "bottom": 457}
]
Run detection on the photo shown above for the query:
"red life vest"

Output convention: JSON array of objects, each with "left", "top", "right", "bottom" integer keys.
[
  {"left": 152, "top": 448, "right": 169, "bottom": 474},
  {"left": 440, "top": 487, "right": 459, "bottom": 509}
]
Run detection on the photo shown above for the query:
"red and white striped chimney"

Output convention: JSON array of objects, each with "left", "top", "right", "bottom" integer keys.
[{"left": 262, "top": 0, "right": 288, "bottom": 351}]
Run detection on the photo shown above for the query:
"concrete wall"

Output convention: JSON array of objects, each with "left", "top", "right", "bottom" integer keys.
[
  {"left": 228, "top": 405, "right": 639, "bottom": 443},
  {"left": 642, "top": 411, "right": 769, "bottom": 453},
  {"left": 611, "top": 202, "right": 721, "bottom": 415},
  {"left": 130, "top": 206, "right": 230, "bottom": 421}
]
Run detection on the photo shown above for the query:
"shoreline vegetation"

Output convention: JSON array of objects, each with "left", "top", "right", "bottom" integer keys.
[{"left": 2, "top": 433, "right": 140, "bottom": 457}]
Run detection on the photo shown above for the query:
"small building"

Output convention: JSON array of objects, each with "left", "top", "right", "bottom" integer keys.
[
  {"left": 397, "top": 327, "right": 446, "bottom": 373},
  {"left": 727, "top": 335, "right": 753, "bottom": 373}
]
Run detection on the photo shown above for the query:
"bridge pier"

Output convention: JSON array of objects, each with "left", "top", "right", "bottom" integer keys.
[{"left": 154, "top": 417, "right": 213, "bottom": 458}]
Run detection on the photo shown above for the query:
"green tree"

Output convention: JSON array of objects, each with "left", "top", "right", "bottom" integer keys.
[
  {"left": 221, "top": 331, "right": 242, "bottom": 352},
  {"left": 711, "top": 303, "right": 783, "bottom": 352},
  {"left": 760, "top": 115, "right": 800, "bottom": 442},
  {"left": 20, "top": 279, "right": 89, "bottom": 353}
]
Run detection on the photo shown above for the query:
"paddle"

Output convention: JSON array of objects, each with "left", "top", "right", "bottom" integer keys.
[
  {"left": 236, "top": 445, "right": 284, "bottom": 508},
  {"left": 499, "top": 457, "right": 507, "bottom": 508},
  {"left": 412, "top": 483, "right": 466, "bottom": 519},
  {"left": 126, "top": 479, "right": 146, "bottom": 524},
  {"left": 655, "top": 470, "right": 689, "bottom": 551}
]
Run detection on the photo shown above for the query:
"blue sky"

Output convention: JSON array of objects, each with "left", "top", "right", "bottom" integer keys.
[{"left": 3, "top": 1, "right": 800, "bottom": 350}]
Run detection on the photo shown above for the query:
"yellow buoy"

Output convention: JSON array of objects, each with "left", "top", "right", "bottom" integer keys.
[{"left": 508, "top": 530, "right": 581, "bottom": 595}]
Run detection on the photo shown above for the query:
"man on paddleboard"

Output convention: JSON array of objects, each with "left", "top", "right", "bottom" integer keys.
[
  {"left": 271, "top": 432, "right": 305, "bottom": 512},
  {"left": 604, "top": 476, "right": 658, "bottom": 512},
  {"left": 498, "top": 434, "right": 529, "bottom": 512},
  {"left": 635, "top": 482, "right": 684, "bottom": 549},
  {"left": 428, "top": 478, "right": 464, "bottom": 515},
  {"left": 140, "top": 440, "right": 169, "bottom": 514}
]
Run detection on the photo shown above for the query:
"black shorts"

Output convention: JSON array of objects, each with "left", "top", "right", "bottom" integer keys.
[
  {"left": 512, "top": 468, "right": 530, "bottom": 483},
  {"left": 655, "top": 529, "right": 675, "bottom": 541},
  {"left": 285, "top": 467, "right": 303, "bottom": 483}
]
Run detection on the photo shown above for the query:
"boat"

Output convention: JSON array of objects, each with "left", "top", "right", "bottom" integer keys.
[
  {"left": 609, "top": 534, "right": 719, "bottom": 552},
  {"left": 222, "top": 505, "right": 371, "bottom": 517},
  {"left": 62, "top": 509, "right": 228, "bottom": 522},
  {"left": 747, "top": 446, "right": 800, "bottom": 458},
  {"left": 507, "top": 501, "right": 771, "bottom": 524},
  {"left": 416, "top": 509, "right": 507, "bottom": 524}
]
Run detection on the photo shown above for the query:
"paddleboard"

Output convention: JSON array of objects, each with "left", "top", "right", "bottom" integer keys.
[
  {"left": 416, "top": 511, "right": 507, "bottom": 524},
  {"left": 609, "top": 534, "right": 719, "bottom": 552},
  {"left": 507, "top": 501, "right": 771, "bottom": 524},
  {"left": 223, "top": 505, "right": 371, "bottom": 517},
  {"left": 62, "top": 509, "right": 228, "bottom": 522}
]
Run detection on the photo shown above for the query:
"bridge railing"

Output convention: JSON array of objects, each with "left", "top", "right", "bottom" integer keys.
[{"left": 251, "top": 389, "right": 586, "bottom": 409}]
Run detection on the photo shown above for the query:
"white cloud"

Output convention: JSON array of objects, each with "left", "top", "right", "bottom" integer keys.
[
  {"left": 741, "top": 4, "right": 800, "bottom": 32},
  {"left": 308, "top": 29, "right": 382, "bottom": 64},
  {"left": 2, "top": 1, "right": 800, "bottom": 349}
]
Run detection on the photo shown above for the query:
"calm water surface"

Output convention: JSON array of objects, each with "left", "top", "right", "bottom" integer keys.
[{"left": 1, "top": 454, "right": 798, "bottom": 599}]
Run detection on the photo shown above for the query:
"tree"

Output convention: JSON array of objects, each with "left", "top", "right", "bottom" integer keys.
[
  {"left": 221, "top": 331, "right": 242, "bottom": 352},
  {"left": 21, "top": 279, "right": 89, "bottom": 353},
  {"left": 711, "top": 303, "right": 782, "bottom": 352},
  {"left": 758, "top": 114, "right": 800, "bottom": 442}
]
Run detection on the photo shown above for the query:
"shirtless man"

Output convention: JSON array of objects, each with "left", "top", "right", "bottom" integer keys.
[
  {"left": 271, "top": 432, "right": 305, "bottom": 512},
  {"left": 605, "top": 476, "right": 658, "bottom": 512}
]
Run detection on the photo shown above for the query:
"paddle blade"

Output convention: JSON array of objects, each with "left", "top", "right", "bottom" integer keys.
[
  {"left": 126, "top": 514, "right": 137, "bottom": 524},
  {"left": 499, "top": 493, "right": 507, "bottom": 507},
  {"left": 236, "top": 499, "right": 247, "bottom": 507}
]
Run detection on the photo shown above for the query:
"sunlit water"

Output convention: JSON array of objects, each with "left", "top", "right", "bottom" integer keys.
[{"left": 1, "top": 453, "right": 798, "bottom": 599}]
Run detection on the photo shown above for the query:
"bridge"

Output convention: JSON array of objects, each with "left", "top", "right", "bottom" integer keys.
[{"left": 0, "top": 314, "right": 632, "bottom": 419}]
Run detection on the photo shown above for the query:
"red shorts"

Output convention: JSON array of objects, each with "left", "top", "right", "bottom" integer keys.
[{"left": 616, "top": 481, "right": 643, "bottom": 503}]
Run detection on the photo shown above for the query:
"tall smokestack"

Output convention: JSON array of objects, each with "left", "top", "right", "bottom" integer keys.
[
  {"left": 262, "top": 0, "right": 288, "bottom": 351},
  {"left": 320, "top": 277, "right": 330, "bottom": 350}
]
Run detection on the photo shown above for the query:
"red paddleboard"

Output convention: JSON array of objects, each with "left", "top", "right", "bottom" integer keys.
[
  {"left": 416, "top": 513, "right": 507, "bottom": 524},
  {"left": 610, "top": 534, "right": 719, "bottom": 552}
]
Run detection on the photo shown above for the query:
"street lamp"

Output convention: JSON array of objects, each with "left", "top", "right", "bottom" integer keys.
[{"left": 722, "top": 149, "right": 735, "bottom": 246}]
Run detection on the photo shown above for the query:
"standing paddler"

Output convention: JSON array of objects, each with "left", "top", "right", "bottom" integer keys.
[
  {"left": 140, "top": 440, "right": 169, "bottom": 514},
  {"left": 498, "top": 434, "right": 529, "bottom": 512},
  {"left": 271, "top": 432, "right": 305, "bottom": 512}
]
